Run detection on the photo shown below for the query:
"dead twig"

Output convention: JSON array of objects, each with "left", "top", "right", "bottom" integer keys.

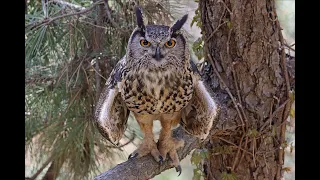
[
  {"left": 205, "top": 21, "right": 228, "bottom": 43},
  {"left": 102, "top": 0, "right": 129, "bottom": 34},
  {"left": 273, "top": 1, "right": 292, "bottom": 178},
  {"left": 235, "top": 136, "right": 248, "bottom": 171},
  {"left": 284, "top": 43, "right": 295, "bottom": 52},
  {"left": 218, "top": 0, "right": 232, "bottom": 15},
  {"left": 252, "top": 137, "right": 257, "bottom": 168},
  {"left": 263, "top": 154, "right": 269, "bottom": 174},
  {"left": 205, "top": 8, "right": 227, "bottom": 43},
  {"left": 260, "top": 99, "right": 289, "bottom": 133},
  {"left": 93, "top": 2, "right": 105, "bottom": 100},
  {"left": 231, "top": 134, "right": 244, "bottom": 171},
  {"left": 207, "top": 54, "right": 246, "bottom": 131},
  {"left": 85, "top": 59, "right": 108, "bottom": 82},
  {"left": 227, "top": 28, "right": 248, "bottom": 130},
  {"left": 217, "top": 137, "right": 253, "bottom": 156}
]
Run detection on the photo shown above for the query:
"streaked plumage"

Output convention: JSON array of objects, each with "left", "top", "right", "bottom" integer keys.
[{"left": 94, "top": 7, "right": 218, "bottom": 175}]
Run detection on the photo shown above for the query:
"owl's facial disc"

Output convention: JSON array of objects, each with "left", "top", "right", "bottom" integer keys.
[{"left": 129, "top": 8, "right": 189, "bottom": 66}]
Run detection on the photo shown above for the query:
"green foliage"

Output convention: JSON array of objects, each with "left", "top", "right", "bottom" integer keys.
[
  {"left": 192, "top": 38, "right": 204, "bottom": 60},
  {"left": 193, "top": 169, "right": 202, "bottom": 180},
  {"left": 191, "top": 7, "right": 201, "bottom": 29},
  {"left": 191, "top": 149, "right": 208, "bottom": 179},
  {"left": 247, "top": 129, "right": 259, "bottom": 138},
  {"left": 289, "top": 108, "right": 295, "bottom": 118},
  {"left": 226, "top": 19, "right": 232, "bottom": 29},
  {"left": 289, "top": 90, "right": 295, "bottom": 118},
  {"left": 213, "top": 145, "right": 232, "bottom": 155},
  {"left": 281, "top": 140, "right": 288, "bottom": 149}
]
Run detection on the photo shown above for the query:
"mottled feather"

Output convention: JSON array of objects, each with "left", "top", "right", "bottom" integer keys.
[
  {"left": 94, "top": 8, "right": 219, "bottom": 168},
  {"left": 94, "top": 57, "right": 129, "bottom": 145},
  {"left": 180, "top": 62, "right": 219, "bottom": 140}
]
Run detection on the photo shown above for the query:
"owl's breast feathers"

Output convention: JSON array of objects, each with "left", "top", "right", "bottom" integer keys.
[{"left": 120, "top": 66, "right": 195, "bottom": 115}]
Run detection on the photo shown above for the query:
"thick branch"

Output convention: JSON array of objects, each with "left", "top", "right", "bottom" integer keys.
[{"left": 94, "top": 127, "right": 200, "bottom": 180}]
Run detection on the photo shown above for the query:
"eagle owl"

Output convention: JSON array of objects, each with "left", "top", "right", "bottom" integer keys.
[{"left": 94, "top": 7, "right": 218, "bottom": 175}]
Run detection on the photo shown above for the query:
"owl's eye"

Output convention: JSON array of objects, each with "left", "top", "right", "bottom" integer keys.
[
  {"left": 165, "top": 39, "right": 176, "bottom": 48},
  {"left": 140, "top": 39, "right": 151, "bottom": 47}
]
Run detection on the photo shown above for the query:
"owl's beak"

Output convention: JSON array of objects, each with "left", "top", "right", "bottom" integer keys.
[{"left": 154, "top": 46, "right": 164, "bottom": 61}]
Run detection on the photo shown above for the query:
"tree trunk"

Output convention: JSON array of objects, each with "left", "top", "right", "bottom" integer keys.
[
  {"left": 92, "top": 0, "right": 106, "bottom": 100},
  {"left": 199, "top": 0, "right": 292, "bottom": 179}
]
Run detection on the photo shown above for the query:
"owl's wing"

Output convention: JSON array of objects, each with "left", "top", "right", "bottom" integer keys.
[
  {"left": 180, "top": 61, "right": 219, "bottom": 140},
  {"left": 94, "top": 56, "right": 129, "bottom": 146}
]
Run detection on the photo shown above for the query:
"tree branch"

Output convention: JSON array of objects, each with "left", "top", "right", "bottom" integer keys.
[
  {"left": 93, "top": 0, "right": 105, "bottom": 101},
  {"left": 50, "top": 0, "right": 86, "bottom": 11},
  {"left": 93, "top": 127, "right": 200, "bottom": 180},
  {"left": 28, "top": 155, "right": 54, "bottom": 180},
  {"left": 25, "top": 0, "right": 104, "bottom": 30},
  {"left": 102, "top": 0, "right": 129, "bottom": 34}
]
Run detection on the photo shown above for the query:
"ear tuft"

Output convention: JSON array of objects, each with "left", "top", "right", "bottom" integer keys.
[
  {"left": 170, "top": 14, "right": 188, "bottom": 34},
  {"left": 135, "top": 6, "right": 145, "bottom": 30}
]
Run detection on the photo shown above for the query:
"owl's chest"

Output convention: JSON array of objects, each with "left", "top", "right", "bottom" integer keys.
[{"left": 120, "top": 70, "right": 193, "bottom": 115}]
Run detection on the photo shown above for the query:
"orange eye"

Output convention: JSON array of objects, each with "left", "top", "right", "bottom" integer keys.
[
  {"left": 140, "top": 39, "right": 151, "bottom": 47},
  {"left": 165, "top": 39, "right": 176, "bottom": 48}
]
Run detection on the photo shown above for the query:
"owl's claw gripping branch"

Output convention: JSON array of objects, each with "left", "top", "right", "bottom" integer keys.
[
  {"left": 175, "top": 165, "right": 182, "bottom": 176},
  {"left": 157, "top": 120, "right": 185, "bottom": 175},
  {"left": 128, "top": 153, "right": 139, "bottom": 159},
  {"left": 159, "top": 155, "right": 164, "bottom": 165},
  {"left": 127, "top": 133, "right": 164, "bottom": 164}
]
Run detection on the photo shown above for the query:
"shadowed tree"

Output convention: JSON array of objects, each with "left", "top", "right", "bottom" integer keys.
[{"left": 198, "top": 0, "right": 294, "bottom": 179}]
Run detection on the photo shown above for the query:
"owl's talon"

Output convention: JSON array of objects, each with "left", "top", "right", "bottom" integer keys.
[
  {"left": 158, "top": 137, "right": 184, "bottom": 174},
  {"left": 127, "top": 138, "right": 162, "bottom": 163},
  {"left": 175, "top": 165, "right": 182, "bottom": 176},
  {"left": 159, "top": 155, "right": 164, "bottom": 165},
  {"left": 128, "top": 152, "right": 138, "bottom": 159}
]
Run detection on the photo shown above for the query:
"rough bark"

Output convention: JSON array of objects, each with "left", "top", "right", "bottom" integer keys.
[{"left": 199, "top": 0, "right": 293, "bottom": 179}]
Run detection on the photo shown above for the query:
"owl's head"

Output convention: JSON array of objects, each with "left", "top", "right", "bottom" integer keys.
[{"left": 126, "top": 7, "right": 189, "bottom": 69}]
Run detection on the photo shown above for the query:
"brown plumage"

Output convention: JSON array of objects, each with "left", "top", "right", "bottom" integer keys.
[{"left": 94, "top": 7, "right": 218, "bottom": 175}]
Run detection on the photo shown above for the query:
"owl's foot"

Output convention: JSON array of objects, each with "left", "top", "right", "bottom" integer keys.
[
  {"left": 158, "top": 138, "right": 185, "bottom": 176},
  {"left": 128, "top": 138, "right": 163, "bottom": 164}
]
